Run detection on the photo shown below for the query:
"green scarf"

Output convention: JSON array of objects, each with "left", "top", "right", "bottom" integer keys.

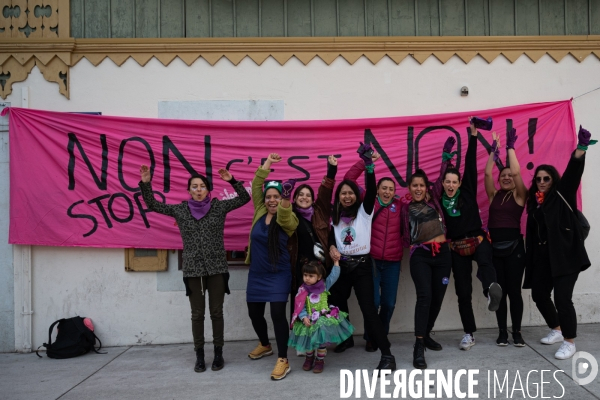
[
  {"left": 377, "top": 197, "right": 393, "bottom": 207},
  {"left": 442, "top": 189, "right": 461, "bottom": 217}
]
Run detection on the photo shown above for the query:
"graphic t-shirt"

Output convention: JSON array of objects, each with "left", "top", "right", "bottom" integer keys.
[{"left": 332, "top": 205, "right": 374, "bottom": 256}]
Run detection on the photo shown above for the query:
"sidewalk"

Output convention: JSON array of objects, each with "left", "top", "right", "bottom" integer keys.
[{"left": 1, "top": 324, "right": 598, "bottom": 400}]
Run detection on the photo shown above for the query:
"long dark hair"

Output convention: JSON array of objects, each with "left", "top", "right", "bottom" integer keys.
[
  {"left": 526, "top": 164, "right": 561, "bottom": 213},
  {"left": 408, "top": 169, "right": 430, "bottom": 199},
  {"left": 267, "top": 217, "right": 283, "bottom": 269},
  {"left": 293, "top": 184, "right": 315, "bottom": 209},
  {"left": 332, "top": 179, "right": 361, "bottom": 225}
]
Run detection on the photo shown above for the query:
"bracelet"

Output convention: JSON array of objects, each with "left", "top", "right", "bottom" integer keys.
[
  {"left": 365, "top": 164, "right": 375, "bottom": 173},
  {"left": 577, "top": 144, "right": 588, "bottom": 151}
]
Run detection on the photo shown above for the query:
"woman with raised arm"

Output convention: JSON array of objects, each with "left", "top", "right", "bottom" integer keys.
[
  {"left": 400, "top": 137, "right": 454, "bottom": 369},
  {"left": 440, "top": 118, "right": 502, "bottom": 352},
  {"left": 289, "top": 155, "right": 337, "bottom": 357},
  {"left": 343, "top": 153, "right": 402, "bottom": 353},
  {"left": 139, "top": 165, "right": 250, "bottom": 373},
  {"left": 484, "top": 129, "right": 528, "bottom": 347},
  {"left": 524, "top": 126, "right": 593, "bottom": 360},
  {"left": 328, "top": 143, "right": 397, "bottom": 371},
  {"left": 245, "top": 153, "right": 299, "bottom": 380}
]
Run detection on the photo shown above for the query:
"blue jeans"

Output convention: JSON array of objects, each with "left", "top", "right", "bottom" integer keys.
[{"left": 364, "top": 259, "right": 401, "bottom": 341}]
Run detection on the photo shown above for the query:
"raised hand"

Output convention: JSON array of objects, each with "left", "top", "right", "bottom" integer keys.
[
  {"left": 218, "top": 168, "right": 232, "bottom": 182},
  {"left": 578, "top": 125, "right": 593, "bottom": 147},
  {"left": 490, "top": 132, "right": 500, "bottom": 161},
  {"left": 358, "top": 142, "right": 374, "bottom": 165},
  {"left": 506, "top": 128, "right": 518, "bottom": 150},
  {"left": 281, "top": 178, "right": 296, "bottom": 200},
  {"left": 267, "top": 153, "right": 282, "bottom": 163},
  {"left": 372, "top": 151, "right": 381, "bottom": 163},
  {"left": 140, "top": 165, "right": 151, "bottom": 183},
  {"left": 443, "top": 136, "right": 456, "bottom": 153},
  {"left": 328, "top": 155, "right": 338, "bottom": 166}
]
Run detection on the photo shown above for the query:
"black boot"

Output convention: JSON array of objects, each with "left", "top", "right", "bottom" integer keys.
[
  {"left": 334, "top": 336, "right": 355, "bottom": 353},
  {"left": 376, "top": 355, "right": 396, "bottom": 371},
  {"left": 424, "top": 332, "right": 442, "bottom": 351},
  {"left": 194, "top": 348, "right": 206, "bottom": 373},
  {"left": 212, "top": 345, "right": 224, "bottom": 371},
  {"left": 413, "top": 338, "right": 427, "bottom": 369}
]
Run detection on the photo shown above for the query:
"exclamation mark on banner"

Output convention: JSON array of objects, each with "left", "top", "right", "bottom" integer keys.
[{"left": 526, "top": 118, "right": 538, "bottom": 170}]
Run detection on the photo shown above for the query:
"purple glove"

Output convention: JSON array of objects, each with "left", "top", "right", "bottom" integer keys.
[
  {"left": 578, "top": 125, "right": 592, "bottom": 147},
  {"left": 443, "top": 137, "right": 456, "bottom": 153},
  {"left": 281, "top": 179, "right": 296, "bottom": 200},
  {"left": 506, "top": 128, "right": 518, "bottom": 150},
  {"left": 358, "top": 142, "right": 374, "bottom": 165},
  {"left": 490, "top": 140, "right": 500, "bottom": 162}
]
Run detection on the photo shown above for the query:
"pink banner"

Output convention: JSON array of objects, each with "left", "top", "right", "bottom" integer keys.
[{"left": 5, "top": 100, "right": 576, "bottom": 250}]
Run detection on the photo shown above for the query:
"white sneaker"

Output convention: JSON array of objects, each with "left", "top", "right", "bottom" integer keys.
[
  {"left": 459, "top": 334, "right": 475, "bottom": 351},
  {"left": 540, "top": 329, "right": 564, "bottom": 345},
  {"left": 555, "top": 341, "right": 576, "bottom": 360}
]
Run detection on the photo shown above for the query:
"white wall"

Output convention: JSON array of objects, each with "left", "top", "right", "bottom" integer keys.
[{"left": 5, "top": 53, "right": 600, "bottom": 349}]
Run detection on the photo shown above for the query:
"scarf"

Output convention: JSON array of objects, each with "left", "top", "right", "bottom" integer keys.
[
  {"left": 290, "top": 279, "right": 326, "bottom": 328},
  {"left": 295, "top": 205, "right": 314, "bottom": 221},
  {"left": 535, "top": 191, "right": 545, "bottom": 206},
  {"left": 378, "top": 197, "right": 393, "bottom": 207},
  {"left": 340, "top": 210, "right": 355, "bottom": 224},
  {"left": 442, "top": 189, "right": 461, "bottom": 217},
  {"left": 187, "top": 194, "right": 212, "bottom": 220}
]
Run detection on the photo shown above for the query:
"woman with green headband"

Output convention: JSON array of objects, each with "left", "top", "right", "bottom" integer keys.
[{"left": 245, "top": 153, "right": 298, "bottom": 381}]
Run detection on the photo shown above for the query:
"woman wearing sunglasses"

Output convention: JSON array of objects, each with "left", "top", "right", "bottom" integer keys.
[
  {"left": 524, "top": 126, "right": 594, "bottom": 360},
  {"left": 484, "top": 129, "right": 528, "bottom": 347}
]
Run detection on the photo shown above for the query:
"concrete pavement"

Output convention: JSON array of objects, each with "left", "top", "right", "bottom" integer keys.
[{"left": 1, "top": 324, "right": 599, "bottom": 400}]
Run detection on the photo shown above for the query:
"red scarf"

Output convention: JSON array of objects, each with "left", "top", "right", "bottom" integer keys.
[{"left": 535, "top": 191, "right": 545, "bottom": 206}]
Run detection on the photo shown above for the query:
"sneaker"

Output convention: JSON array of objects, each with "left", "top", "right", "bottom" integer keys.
[
  {"left": 540, "top": 329, "right": 564, "bottom": 345},
  {"left": 487, "top": 283, "right": 502, "bottom": 312},
  {"left": 555, "top": 341, "right": 576, "bottom": 360},
  {"left": 313, "top": 358, "right": 325, "bottom": 373},
  {"left": 496, "top": 329, "right": 509, "bottom": 346},
  {"left": 302, "top": 354, "right": 315, "bottom": 371},
  {"left": 459, "top": 333, "right": 475, "bottom": 351},
  {"left": 248, "top": 343, "right": 273, "bottom": 360},
  {"left": 270, "top": 358, "right": 291, "bottom": 380},
  {"left": 512, "top": 331, "right": 526, "bottom": 347}
]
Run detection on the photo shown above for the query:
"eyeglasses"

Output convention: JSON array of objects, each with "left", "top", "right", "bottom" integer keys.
[{"left": 535, "top": 176, "right": 551, "bottom": 183}]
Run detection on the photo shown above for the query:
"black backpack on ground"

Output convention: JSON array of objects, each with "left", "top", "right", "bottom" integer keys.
[{"left": 36, "top": 316, "right": 105, "bottom": 359}]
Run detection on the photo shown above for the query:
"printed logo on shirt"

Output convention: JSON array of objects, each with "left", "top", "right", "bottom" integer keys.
[{"left": 341, "top": 227, "right": 356, "bottom": 246}]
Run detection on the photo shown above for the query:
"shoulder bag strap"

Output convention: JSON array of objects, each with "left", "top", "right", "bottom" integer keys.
[{"left": 556, "top": 191, "right": 574, "bottom": 213}]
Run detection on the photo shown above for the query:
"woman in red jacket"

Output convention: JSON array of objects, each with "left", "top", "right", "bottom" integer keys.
[{"left": 343, "top": 155, "right": 402, "bottom": 353}]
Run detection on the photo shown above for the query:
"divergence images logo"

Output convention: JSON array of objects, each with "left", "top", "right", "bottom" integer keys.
[{"left": 572, "top": 351, "right": 598, "bottom": 386}]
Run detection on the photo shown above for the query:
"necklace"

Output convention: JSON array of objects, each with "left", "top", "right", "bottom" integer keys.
[{"left": 500, "top": 190, "right": 513, "bottom": 206}]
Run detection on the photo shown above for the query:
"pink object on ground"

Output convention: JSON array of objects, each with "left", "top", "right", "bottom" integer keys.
[{"left": 83, "top": 317, "right": 94, "bottom": 331}]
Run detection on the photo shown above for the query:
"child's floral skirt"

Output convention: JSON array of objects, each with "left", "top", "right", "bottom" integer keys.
[{"left": 287, "top": 306, "right": 354, "bottom": 352}]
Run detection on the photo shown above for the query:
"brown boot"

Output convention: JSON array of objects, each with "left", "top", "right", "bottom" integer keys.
[
  {"left": 313, "top": 358, "right": 325, "bottom": 373},
  {"left": 302, "top": 354, "right": 315, "bottom": 371}
]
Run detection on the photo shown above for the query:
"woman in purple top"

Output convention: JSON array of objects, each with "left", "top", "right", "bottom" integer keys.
[{"left": 484, "top": 129, "right": 528, "bottom": 347}]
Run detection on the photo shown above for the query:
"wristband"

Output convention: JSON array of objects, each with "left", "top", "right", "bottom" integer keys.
[{"left": 365, "top": 164, "right": 375, "bottom": 173}]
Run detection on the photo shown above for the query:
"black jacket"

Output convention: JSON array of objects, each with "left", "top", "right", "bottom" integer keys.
[{"left": 523, "top": 151, "right": 590, "bottom": 288}]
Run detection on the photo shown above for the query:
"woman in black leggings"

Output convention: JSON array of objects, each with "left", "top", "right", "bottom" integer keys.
[
  {"left": 524, "top": 126, "right": 593, "bottom": 360},
  {"left": 484, "top": 129, "right": 528, "bottom": 347},
  {"left": 245, "top": 153, "right": 298, "bottom": 380},
  {"left": 328, "top": 143, "right": 396, "bottom": 371}
]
